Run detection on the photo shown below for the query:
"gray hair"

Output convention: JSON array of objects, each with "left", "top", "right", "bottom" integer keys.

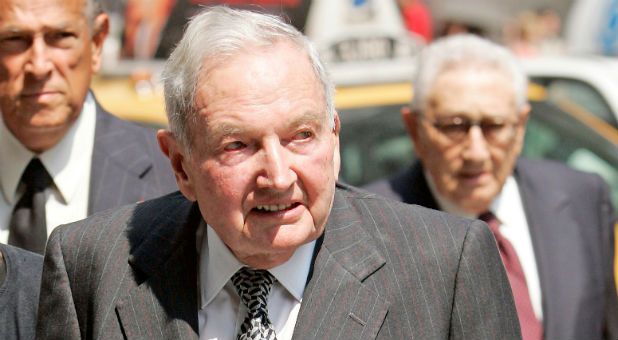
[
  {"left": 163, "top": 6, "right": 335, "bottom": 151},
  {"left": 411, "top": 34, "right": 528, "bottom": 112},
  {"left": 84, "top": 0, "right": 105, "bottom": 30}
]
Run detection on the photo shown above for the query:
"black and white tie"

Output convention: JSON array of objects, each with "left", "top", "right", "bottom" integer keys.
[{"left": 231, "top": 267, "right": 278, "bottom": 340}]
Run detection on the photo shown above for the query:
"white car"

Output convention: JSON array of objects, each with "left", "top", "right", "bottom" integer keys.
[{"left": 520, "top": 55, "right": 618, "bottom": 131}]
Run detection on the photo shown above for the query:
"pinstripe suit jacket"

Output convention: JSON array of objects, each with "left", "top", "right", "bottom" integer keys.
[
  {"left": 364, "top": 159, "right": 618, "bottom": 339},
  {"left": 35, "top": 184, "right": 521, "bottom": 340},
  {"left": 88, "top": 97, "right": 177, "bottom": 214}
]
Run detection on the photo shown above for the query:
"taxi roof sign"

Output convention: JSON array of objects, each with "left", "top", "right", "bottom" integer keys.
[{"left": 305, "top": 0, "right": 422, "bottom": 86}]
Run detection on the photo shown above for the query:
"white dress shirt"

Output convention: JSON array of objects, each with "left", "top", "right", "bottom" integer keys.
[
  {"left": 426, "top": 173, "right": 543, "bottom": 321},
  {"left": 0, "top": 93, "right": 96, "bottom": 242},
  {"left": 198, "top": 222, "right": 315, "bottom": 340}
]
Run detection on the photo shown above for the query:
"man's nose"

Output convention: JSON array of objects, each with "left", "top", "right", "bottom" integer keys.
[
  {"left": 256, "top": 140, "right": 297, "bottom": 190},
  {"left": 461, "top": 125, "right": 491, "bottom": 161},
  {"left": 24, "top": 37, "right": 53, "bottom": 78}
]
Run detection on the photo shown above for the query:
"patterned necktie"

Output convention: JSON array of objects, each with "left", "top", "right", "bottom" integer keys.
[
  {"left": 479, "top": 211, "right": 543, "bottom": 340},
  {"left": 8, "top": 158, "right": 53, "bottom": 254},
  {"left": 231, "top": 267, "right": 278, "bottom": 340}
]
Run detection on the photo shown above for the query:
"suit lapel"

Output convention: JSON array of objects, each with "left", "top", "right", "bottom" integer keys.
[
  {"left": 294, "top": 188, "right": 389, "bottom": 340},
  {"left": 114, "top": 187, "right": 389, "bottom": 340},
  {"left": 405, "top": 162, "right": 440, "bottom": 209},
  {"left": 89, "top": 99, "right": 154, "bottom": 213},
  {"left": 116, "top": 195, "right": 201, "bottom": 340},
  {"left": 514, "top": 161, "right": 574, "bottom": 339}
]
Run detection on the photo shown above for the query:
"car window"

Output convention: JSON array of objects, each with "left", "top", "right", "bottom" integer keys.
[
  {"left": 339, "top": 104, "right": 414, "bottom": 186},
  {"left": 523, "top": 101, "right": 618, "bottom": 208},
  {"left": 532, "top": 77, "right": 618, "bottom": 129}
]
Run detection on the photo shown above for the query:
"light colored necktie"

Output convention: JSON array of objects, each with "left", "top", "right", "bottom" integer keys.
[
  {"left": 479, "top": 211, "right": 543, "bottom": 340},
  {"left": 232, "top": 267, "right": 278, "bottom": 340}
]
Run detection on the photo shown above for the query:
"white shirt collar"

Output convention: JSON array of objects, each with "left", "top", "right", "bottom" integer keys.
[
  {"left": 491, "top": 176, "right": 519, "bottom": 225},
  {"left": 424, "top": 168, "right": 511, "bottom": 220},
  {"left": 200, "top": 221, "right": 315, "bottom": 309},
  {"left": 0, "top": 119, "right": 32, "bottom": 204},
  {"left": 0, "top": 93, "right": 96, "bottom": 204}
]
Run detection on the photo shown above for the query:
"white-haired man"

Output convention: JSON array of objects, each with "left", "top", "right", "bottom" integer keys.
[
  {"left": 366, "top": 34, "right": 618, "bottom": 340},
  {"left": 37, "top": 8, "right": 520, "bottom": 340}
]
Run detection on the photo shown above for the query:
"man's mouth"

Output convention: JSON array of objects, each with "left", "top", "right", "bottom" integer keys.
[
  {"left": 21, "top": 91, "right": 59, "bottom": 99},
  {"left": 460, "top": 171, "right": 484, "bottom": 177},
  {"left": 458, "top": 170, "right": 490, "bottom": 182},
  {"left": 254, "top": 202, "right": 300, "bottom": 212}
]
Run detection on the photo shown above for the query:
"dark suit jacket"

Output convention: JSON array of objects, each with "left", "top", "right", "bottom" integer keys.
[
  {"left": 364, "top": 158, "right": 618, "bottom": 340},
  {"left": 36, "top": 183, "right": 521, "bottom": 339},
  {"left": 88, "top": 97, "right": 177, "bottom": 213}
]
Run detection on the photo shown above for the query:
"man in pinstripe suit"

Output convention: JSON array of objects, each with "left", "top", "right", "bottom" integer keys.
[{"left": 36, "top": 7, "right": 521, "bottom": 340}]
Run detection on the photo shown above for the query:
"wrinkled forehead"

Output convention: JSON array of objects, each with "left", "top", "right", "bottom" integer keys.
[
  {"left": 428, "top": 64, "right": 518, "bottom": 115},
  {"left": 0, "top": 0, "right": 87, "bottom": 29},
  {"left": 198, "top": 40, "right": 311, "bottom": 84},
  {"left": 190, "top": 41, "right": 328, "bottom": 128},
  {"left": 195, "top": 41, "right": 324, "bottom": 104}
]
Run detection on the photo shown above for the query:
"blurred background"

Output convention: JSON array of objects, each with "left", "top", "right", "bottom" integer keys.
[
  {"left": 91, "top": 0, "right": 618, "bottom": 208},
  {"left": 98, "top": 0, "right": 617, "bottom": 64}
]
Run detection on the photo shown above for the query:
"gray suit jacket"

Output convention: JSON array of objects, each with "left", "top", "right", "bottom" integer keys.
[
  {"left": 88, "top": 97, "right": 177, "bottom": 213},
  {"left": 364, "top": 158, "right": 618, "bottom": 339},
  {"left": 36, "top": 183, "right": 520, "bottom": 339}
]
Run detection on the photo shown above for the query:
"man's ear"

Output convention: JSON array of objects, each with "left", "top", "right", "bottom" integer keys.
[
  {"left": 90, "top": 13, "right": 110, "bottom": 74},
  {"left": 333, "top": 111, "right": 341, "bottom": 136},
  {"left": 332, "top": 112, "right": 341, "bottom": 181},
  {"left": 513, "top": 103, "right": 531, "bottom": 156},
  {"left": 519, "top": 103, "right": 531, "bottom": 125},
  {"left": 157, "top": 129, "right": 197, "bottom": 201},
  {"left": 401, "top": 106, "right": 426, "bottom": 158},
  {"left": 401, "top": 106, "right": 420, "bottom": 142}
]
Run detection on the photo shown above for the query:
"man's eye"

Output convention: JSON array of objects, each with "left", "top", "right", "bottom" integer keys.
[
  {"left": 55, "top": 32, "right": 76, "bottom": 39},
  {"left": 48, "top": 32, "right": 78, "bottom": 47},
  {"left": 0, "top": 35, "right": 30, "bottom": 52},
  {"left": 482, "top": 121, "right": 506, "bottom": 131},
  {"left": 3, "top": 36, "right": 24, "bottom": 42},
  {"left": 224, "top": 141, "right": 246, "bottom": 151},
  {"left": 437, "top": 121, "right": 468, "bottom": 132},
  {"left": 294, "top": 131, "right": 313, "bottom": 140}
]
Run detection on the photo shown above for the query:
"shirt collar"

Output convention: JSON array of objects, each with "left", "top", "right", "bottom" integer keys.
[
  {"left": 0, "top": 93, "right": 96, "bottom": 204},
  {"left": 424, "top": 168, "right": 513, "bottom": 220},
  {"left": 200, "top": 221, "right": 315, "bottom": 309},
  {"left": 491, "top": 176, "right": 521, "bottom": 225},
  {"left": 0, "top": 119, "right": 33, "bottom": 204}
]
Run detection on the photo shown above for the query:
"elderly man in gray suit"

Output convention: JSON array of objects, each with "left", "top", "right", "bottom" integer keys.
[
  {"left": 365, "top": 34, "right": 618, "bottom": 340},
  {"left": 0, "top": 0, "right": 176, "bottom": 255},
  {"left": 36, "top": 7, "right": 521, "bottom": 340}
]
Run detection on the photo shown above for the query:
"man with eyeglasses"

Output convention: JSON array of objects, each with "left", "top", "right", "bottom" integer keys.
[{"left": 365, "top": 34, "right": 618, "bottom": 340}]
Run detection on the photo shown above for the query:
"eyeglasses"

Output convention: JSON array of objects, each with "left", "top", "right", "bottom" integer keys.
[{"left": 417, "top": 111, "right": 521, "bottom": 144}]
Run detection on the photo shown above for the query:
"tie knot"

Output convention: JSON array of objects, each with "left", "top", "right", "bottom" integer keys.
[
  {"left": 232, "top": 267, "right": 276, "bottom": 313},
  {"left": 21, "top": 159, "right": 53, "bottom": 191},
  {"left": 478, "top": 211, "right": 500, "bottom": 234}
]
